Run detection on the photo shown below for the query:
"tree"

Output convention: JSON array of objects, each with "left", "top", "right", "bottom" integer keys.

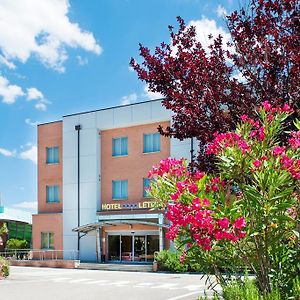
[
  {"left": 130, "top": 0, "right": 300, "bottom": 171},
  {"left": 148, "top": 102, "right": 300, "bottom": 297}
]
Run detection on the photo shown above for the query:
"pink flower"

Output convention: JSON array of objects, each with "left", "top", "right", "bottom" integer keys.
[
  {"left": 262, "top": 101, "right": 271, "bottom": 112},
  {"left": 202, "top": 198, "right": 210, "bottom": 207},
  {"left": 188, "top": 183, "right": 198, "bottom": 193},
  {"left": 253, "top": 160, "right": 261, "bottom": 168},
  {"left": 233, "top": 217, "right": 246, "bottom": 229},
  {"left": 240, "top": 115, "right": 248, "bottom": 121},
  {"left": 261, "top": 155, "right": 268, "bottom": 161},
  {"left": 192, "top": 197, "right": 201, "bottom": 210},
  {"left": 257, "top": 126, "right": 265, "bottom": 141},
  {"left": 273, "top": 146, "right": 286, "bottom": 156},
  {"left": 218, "top": 217, "right": 230, "bottom": 229}
]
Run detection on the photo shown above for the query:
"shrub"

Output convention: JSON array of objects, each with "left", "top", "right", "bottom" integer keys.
[
  {"left": 155, "top": 250, "right": 188, "bottom": 273},
  {"left": 0, "top": 256, "right": 9, "bottom": 278},
  {"left": 6, "top": 238, "right": 29, "bottom": 250}
]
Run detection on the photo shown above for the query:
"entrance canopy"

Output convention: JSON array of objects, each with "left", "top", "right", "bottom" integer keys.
[{"left": 72, "top": 220, "right": 169, "bottom": 234}]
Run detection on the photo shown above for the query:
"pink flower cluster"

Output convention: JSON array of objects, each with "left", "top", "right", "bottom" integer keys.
[
  {"left": 206, "top": 132, "right": 250, "bottom": 155},
  {"left": 289, "top": 131, "right": 300, "bottom": 150},
  {"left": 272, "top": 146, "right": 300, "bottom": 179},
  {"left": 166, "top": 198, "right": 246, "bottom": 251},
  {"left": 148, "top": 157, "right": 188, "bottom": 178},
  {"left": 261, "top": 101, "right": 293, "bottom": 114}
]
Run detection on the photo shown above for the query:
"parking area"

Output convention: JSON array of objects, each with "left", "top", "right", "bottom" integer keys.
[{"left": 0, "top": 266, "right": 221, "bottom": 300}]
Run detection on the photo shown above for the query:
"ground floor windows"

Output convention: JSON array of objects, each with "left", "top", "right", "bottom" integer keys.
[
  {"left": 41, "top": 232, "right": 54, "bottom": 249},
  {"left": 107, "top": 234, "right": 159, "bottom": 262}
]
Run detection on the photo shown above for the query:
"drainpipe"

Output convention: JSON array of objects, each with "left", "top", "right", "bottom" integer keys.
[
  {"left": 190, "top": 137, "right": 194, "bottom": 173},
  {"left": 75, "top": 124, "right": 81, "bottom": 257}
]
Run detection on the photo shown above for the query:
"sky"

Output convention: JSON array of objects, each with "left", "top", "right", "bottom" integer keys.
[{"left": 0, "top": 0, "right": 240, "bottom": 213}]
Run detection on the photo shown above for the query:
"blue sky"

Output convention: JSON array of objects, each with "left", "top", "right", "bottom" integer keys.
[{"left": 0, "top": 0, "right": 238, "bottom": 212}]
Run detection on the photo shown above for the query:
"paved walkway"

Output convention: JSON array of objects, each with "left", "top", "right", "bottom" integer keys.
[{"left": 0, "top": 266, "right": 221, "bottom": 300}]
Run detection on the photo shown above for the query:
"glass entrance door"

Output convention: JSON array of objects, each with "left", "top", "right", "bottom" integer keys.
[
  {"left": 121, "top": 235, "right": 132, "bottom": 262},
  {"left": 134, "top": 236, "right": 146, "bottom": 262},
  {"left": 108, "top": 235, "right": 120, "bottom": 261},
  {"left": 107, "top": 234, "right": 159, "bottom": 263}
]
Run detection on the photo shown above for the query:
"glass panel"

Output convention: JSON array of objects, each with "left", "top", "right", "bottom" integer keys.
[
  {"left": 41, "top": 233, "right": 48, "bottom": 248},
  {"left": 153, "top": 133, "right": 160, "bottom": 152},
  {"left": 147, "top": 235, "right": 159, "bottom": 262},
  {"left": 46, "top": 147, "right": 59, "bottom": 163},
  {"left": 134, "top": 236, "right": 146, "bottom": 262},
  {"left": 47, "top": 186, "right": 59, "bottom": 203},
  {"left": 121, "top": 236, "right": 132, "bottom": 262},
  {"left": 121, "top": 180, "right": 128, "bottom": 199},
  {"left": 121, "top": 137, "right": 128, "bottom": 155},
  {"left": 112, "top": 181, "right": 120, "bottom": 199},
  {"left": 49, "top": 233, "right": 54, "bottom": 249},
  {"left": 143, "top": 134, "right": 152, "bottom": 153},
  {"left": 112, "top": 138, "right": 120, "bottom": 156},
  {"left": 108, "top": 235, "right": 120, "bottom": 261},
  {"left": 143, "top": 178, "right": 150, "bottom": 198}
]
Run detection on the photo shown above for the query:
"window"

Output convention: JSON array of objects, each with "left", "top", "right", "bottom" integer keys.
[
  {"left": 112, "top": 137, "right": 128, "bottom": 156},
  {"left": 46, "top": 185, "right": 59, "bottom": 203},
  {"left": 112, "top": 180, "right": 128, "bottom": 199},
  {"left": 143, "top": 178, "right": 151, "bottom": 198},
  {"left": 41, "top": 232, "right": 54, "bottom": 249},
  {"left": 143, "top": 133, "right": 160, "bottom": 153},
  {"left": 46, "top": 147, "right": 59, "bottom": 164}
]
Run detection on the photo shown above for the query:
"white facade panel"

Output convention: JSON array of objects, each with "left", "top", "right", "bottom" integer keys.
[
  {"left": 63, "top": 209, "right": 79, "bottom": 233},
  {"left": 80, "top": 129, "right": 98, "bottom": 157},
  {"left": 132, "top": 102, "right": 152, "bottom": 123},
  {"left": 63, "top": 183, "right": 78, "bottom": 208},
  {"left": 80, "top": 156, "right": 98, "bottom": 183},
  {"left": 80, "top": 182, "right": 98, "bottom": 209},
  {"left": 80, "top": 232, "right": 97, "bottom": 261},
  {"left": 113, "top": 106, "right": 133, "bottom": 127},
  {"left": 96, "top": 109, "right": 114, "bottom": 129},
  {"left": 63, "top": 115, "right": 80, "bottom": 133},
  {"left": 80, "top": 112, "right": 96, "bottom": 129},
  {"left": 63, "top": 131, "right": 78, "bottom": 159},
  {"left": 63, "top": 158, "right": 78, "bottom": 184},
  {"left": 151, "top": 100, "right": 172, "bottom": 121}
]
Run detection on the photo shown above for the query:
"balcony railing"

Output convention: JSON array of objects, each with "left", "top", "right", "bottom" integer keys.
[{"left": 0, "top": 249, "right": 79, "bottom": 261}]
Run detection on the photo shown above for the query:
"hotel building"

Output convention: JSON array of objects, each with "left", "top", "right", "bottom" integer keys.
[{"left": 32, "top": 99, "right": 194, "bottom": 262}]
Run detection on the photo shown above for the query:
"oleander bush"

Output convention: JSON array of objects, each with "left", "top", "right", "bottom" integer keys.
[
  {"left": 0, "top": 256, "right": 9, "bottom": 278},
  {"left": 148, "top": 102, "right": 300, "bottom": 298}
]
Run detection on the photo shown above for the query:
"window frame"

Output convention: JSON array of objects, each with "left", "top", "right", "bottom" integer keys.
[
  {"left": 112, "top": 180, "right": 128, "bottom": 200},
  {"left": 46, "top": 185, "right": 60, "bottom": 203},
  {"left": 112, "top": 136, "right": 128, "bottom": 157},
  {"left": 46, "top": 146, "right": 59, "bottom": 164},
  {"left": 41, "top": 232, "right": 54, "bottom": 249},
  {"left": 143, "top": 133, "right": 160, "bottom": 153}
]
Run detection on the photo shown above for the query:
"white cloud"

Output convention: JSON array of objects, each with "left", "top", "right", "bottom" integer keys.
[
  {"left": 35, "top": 102, "right": 47, "bottom": 111},
  {"left": 27, "top": 87, "right": 43, "bottom": 100},
  {"left": 19, "top": 145, "right": 37, "bottom": 164},
  {"left": 128, "top": 66, "right": 134, "bottom": 72},
  {"left": 143, "top": 85, "right": 163, "bottom": 100},
  {"left": 0, "top": 147, "right": 16, "bottom": 157},
  {"left": 121, "top": 93, "right": 138, "bottom": 105},
  {"left": 216, "top": 5, "right": 227, "bottom": 17},
  {"left": 188, "top": 17, "right": 231, "bottom": 54},
  {"left": 25, "top": 118, "right": 39, "bottom": 126},
  {"left": 76, "top": 55, "right": 88, "bottom": 66},
  {"left": 26, "top": 87, "right": 51, "bottom": 110},
  {"left": 0, "top": 54, "right": 16, "bottom": 69},
  {"left": 12, "top": 201, "right": 37, "bottom": 210},
  {"left": 0, "top": 0, "right": 102, "bottom": 72},
  {"left": 0, "top": 75, "right": 25, "bottom": 104}
]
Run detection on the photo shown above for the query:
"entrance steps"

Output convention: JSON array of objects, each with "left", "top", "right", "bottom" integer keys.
[{"left": 77, "top": 263, "right": 153, "bottom": 272}]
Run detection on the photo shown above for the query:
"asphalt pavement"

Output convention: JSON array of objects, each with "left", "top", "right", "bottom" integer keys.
[{"left": 0, "top": 266, "right": 221, "bottom": 300}]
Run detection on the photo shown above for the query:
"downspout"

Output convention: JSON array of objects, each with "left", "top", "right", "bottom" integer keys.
[{"left": 75, "top": 124, "right": 81, "bottom": 257}]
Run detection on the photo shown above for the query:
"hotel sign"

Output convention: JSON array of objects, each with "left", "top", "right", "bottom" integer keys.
[{"left": 101, "top": 201, "right": 157, "bottom": 211}]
